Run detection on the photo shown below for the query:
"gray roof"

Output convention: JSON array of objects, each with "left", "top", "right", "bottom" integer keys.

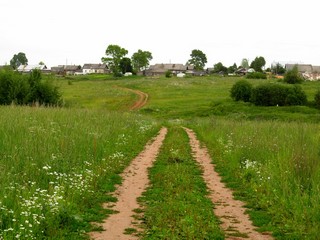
[
  {"left": 285, "top": 64, "right": 313, "bottom": 73},
  {"left": 148, "top": 63, "right": 186, "bottom": 72},
  {"left": 17, "top": 64, "right": 47, "bottom": 72},
  {"left": 83, "top": 63, "right": 108, "bottom": 70}
]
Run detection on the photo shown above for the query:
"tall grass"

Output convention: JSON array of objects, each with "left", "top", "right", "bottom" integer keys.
[
  {"left": 190, "top": 118, "right": 320, "bottom": 239},
  {"left": 0, "top": 106, "right": 160, "bottom": 239}
]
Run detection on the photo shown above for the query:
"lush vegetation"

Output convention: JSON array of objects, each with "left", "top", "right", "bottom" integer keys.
[
  {"left": 190, "top": 118, "right": 320, "bottom": 239},
  {"left": 1, "top": 73, "right": 320, "bottom": 239},
  {"left": 0, "top": 106, "right": 159, "bottom": 239},
  {"left": 0, "top": 69, "right": 61, "bottom": 106}
]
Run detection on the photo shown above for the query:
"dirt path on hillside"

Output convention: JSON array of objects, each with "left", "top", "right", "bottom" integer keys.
[
  {"left": 184, "top": 128, "right": 273, "bottom": 240},
  {"left": 89, "top": 127, "right": 167, "bottom": 240},
  {"left": 115, "top": 86, "right": 149, "bottom": 110}
]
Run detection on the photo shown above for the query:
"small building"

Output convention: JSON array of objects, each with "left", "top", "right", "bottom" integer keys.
[
  {"left": 82, "top": 63, "right": 109, "bottom": 74},
  {"left": 145, "top": 63, "right": 187, "bottom": 76},
  {"left": 17, "top": 64, "right": 48, "bottom": 73},
  {"left": 51, "top": 65, "right": 82, "bottom": 75},
  {"left": 285, "top": 64, "right": 320, "bottom": 80}
]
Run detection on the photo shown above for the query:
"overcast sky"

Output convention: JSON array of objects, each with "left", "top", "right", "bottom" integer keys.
[{"left": 1, "top": 0, "right": 319, "bottom": 68}]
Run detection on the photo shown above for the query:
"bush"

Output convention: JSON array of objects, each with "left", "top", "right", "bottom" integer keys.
[
  {"left": 165, "top": 70, "right": 172, "bottom": 78},
  {"left": 0, "top": 69, "right": 62, "bottom": 106},
  {"left": 251, "top": 83, "right": 307, "bottom": 106},
  {"left": 284, "top": 65, "right": 304, "bottom": 84},
  {"left": 230, "top": 80, "right": 253, "bottom": 102},
  {"left": 246, "top": 72, "right": 267, "bottom": 79},
  {"left": 314, "top": 90, "right": 320, "bottom": 109}
]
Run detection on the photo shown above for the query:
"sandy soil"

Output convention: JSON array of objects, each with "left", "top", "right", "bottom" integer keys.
[
  {"left": 184, "top": 128, "right": 273, "bottom": 240},
  {"left": 89, "top": 127, "right": 167, "bottom": 240}
]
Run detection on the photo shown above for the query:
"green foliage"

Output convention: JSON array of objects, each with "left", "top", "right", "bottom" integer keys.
[
  {"left": 119, "top": 57, "right": 133, "bottom": 74},
  {"left": 314, "top": 89, "right": 320, "bottom": 109},
  {"left": 250, "top": 56, "right": 266, "bottom": 72},
  {"left": 0, "top": 69, "right": 61, "bottom": 106},
  {"left": 212, "top": 62, "right": 228, "bottom": 74},
  {"left": 284, "top": 65, "right": 304, "bottom": 84},
  {"left": 246, "top": 72, "right": 267, "bottom": 79},
  {"left": 227, "top": 63, "right": 237, "bottom": 74},
  {"left": 187, "top": 49, "right": 207, "bottom": 70},
  {"left": 165, "top": 70, "right": 172, "bottom": 78},
  {"left": 271, "top": 62, "right": 286, "bottom": 75},
  {"left": 131, "top": 49, "right": 153, "bottom": 72},
  {"left": 9, "top": 52, "right": 28, "bottom": 69},
  {"left": 251, "top": 83, "right": 307, "bottom": 106},
  {"left": 230, "top": 80, "right": 253, "bottom": 102},
  {"left": 101, "top": 44, "right": 128, "bottom": 77}
]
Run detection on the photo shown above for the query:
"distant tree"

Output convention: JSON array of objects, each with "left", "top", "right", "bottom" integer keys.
[
  {"left": 187, "top": 49, "right": 207, "bottom": 70},
  {"left": 10, "top": 52, "right": 28, "bottom": 69},
  {"left": 284, "top": 65, "right": 303, "bottom": 84},
  {"left": 119, "top": 57, "right": 133, "bottom": 74},
  {"left": 271, "top": 62, "right": 286, "bottom": 75},
  {"left": 227, "top": 63, "right": 237, "bottom": 74},
  {"left": 101, "top": 44, "right": 128, "bottom": 76},
  {"left": 212, "top": 62, "right": 227, "bottom": 74},
  {"left": 131, "top": 49, "right": 153, "bottom": 72},
  {"left": 240, "top": 58, "right": 249, "bottom": 69},
  {"left": 250, "top": 56, "right": 266, "bottom": 72},
  {"left": 39, "top": 61, "right": 45, "bottom": 66}
]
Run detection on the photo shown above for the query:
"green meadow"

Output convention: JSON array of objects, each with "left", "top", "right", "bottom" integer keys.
[{"left": 1, "top": 74, "right": 320, "bottom": 239}]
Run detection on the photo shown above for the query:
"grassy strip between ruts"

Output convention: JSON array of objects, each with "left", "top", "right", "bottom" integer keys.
[{"left": 138, "top": 126, "right": 224, "bottom": 239}]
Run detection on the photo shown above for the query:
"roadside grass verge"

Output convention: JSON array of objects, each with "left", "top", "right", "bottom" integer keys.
[
  {"left": 139, "top": 126, "right": 224, "bottom": 239},
  {"left": 0, "top": 106, "right": 160, "bottom": 239},
  {"left": 190, "top": 118, "right": 320, "bottom": 239}
]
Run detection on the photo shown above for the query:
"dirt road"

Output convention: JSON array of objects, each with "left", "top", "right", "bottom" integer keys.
[
  {"left": 115, "top": 86, "right": 148, "bottom": 110},
  {"left": 90, "top": 128, "right": 167, "bottom": 240},
  {"left": 90, "top": 127, "right": 273, "bottom": 239},
  {"left": 184, "top": 128, "right": 273, "bottom": 240}
]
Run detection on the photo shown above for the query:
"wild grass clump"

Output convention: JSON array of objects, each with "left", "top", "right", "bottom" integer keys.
[
  {"left": 140, "top": 127, "right": 224, "bottom": 239},
  {"left": 0, "top": 106, "right": 160, "bottom": 239},
  {"left": 191, "top": 118, "right": 320, "bottom": 239}
]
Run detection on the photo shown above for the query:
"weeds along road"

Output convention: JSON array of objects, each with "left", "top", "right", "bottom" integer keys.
[{"left": 90, "top": 127, "right": 273, "bottom": 240}]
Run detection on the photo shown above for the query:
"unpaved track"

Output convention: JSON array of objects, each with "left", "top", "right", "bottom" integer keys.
[
  {"left": 90, "top": 128, "right": 167, "bottom": 240},
  {"left": 115, "top": 86, "right": 148, "bottom": 110},
  {"left": 184, "top": 128, "right": 273, "bottom": 240}
]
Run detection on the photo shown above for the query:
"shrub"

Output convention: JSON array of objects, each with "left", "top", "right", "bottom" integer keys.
[
  {"left": 314, "top": 89, "right": 320, "bottom": 109},
  {"left": 246, "top": 72, "right": 267, "bottom": 79},
  {"left": 0, "top": 68, "right": 61, "bottom": 106},
  {"left": 165, "top": 70, "right": 172, "bottom": 78},
  {"left": 284, "top": 65, "right": 304, "bottom": 84},
  {"left": 230, "top": 80, "right": 253, "bottom": 102},
  {"left": 251, "top": 83, "right": 307, "bottom": 106}
]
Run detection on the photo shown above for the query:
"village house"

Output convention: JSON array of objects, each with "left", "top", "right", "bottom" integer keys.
[
  {"left": 145, "top": 63, "right": 186, "bottom": 76},
  {"left": 285, "top": 64, "right": 320, "bottom": 80},
  {"left": 51, "top": 65, "right": 82, "bottom": 75},
  {"left": 82, "top": 63, "right": 109, "bottom": 74},
  {"left": 17, "top": 64, "right": 49, "bottom": 73}
]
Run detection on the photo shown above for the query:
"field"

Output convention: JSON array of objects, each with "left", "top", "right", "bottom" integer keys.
[{"left": 1, "top": 74, "right": 320, "bottom": 239}]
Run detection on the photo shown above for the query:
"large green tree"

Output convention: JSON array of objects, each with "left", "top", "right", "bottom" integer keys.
[
  {"left": 271, "top": 62, "right": 285, "bottom": 74},
  {"left": 187, "top": 49, "right": 207, "bottom": 70},
  {"left": 212, "top": 62, "right": 227, "bottom": 73},
  {"left": 250, "top": 56, "right": 266, "bottom": 72},
  {"left": 101, "top": 44, "right": 128, "bottom": 76},
  {"left": 131, "top": 49, "right": 153, "bottom": 72},
  {"left": 119, "top": 57, "right": 133, "bottom": 74},
  {"left": 10, "top": 52, "right": 28, "bottom": 69}
]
